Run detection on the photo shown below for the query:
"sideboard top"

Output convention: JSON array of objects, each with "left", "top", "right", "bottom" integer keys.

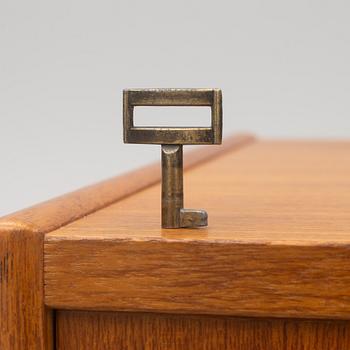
[{"left": 47, "top": 140, "right": 350, "bottom": 245}]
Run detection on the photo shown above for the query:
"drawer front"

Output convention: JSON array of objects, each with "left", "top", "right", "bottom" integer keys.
[{"left": 56, "top": 311, "right": 350, "bottom": 350}]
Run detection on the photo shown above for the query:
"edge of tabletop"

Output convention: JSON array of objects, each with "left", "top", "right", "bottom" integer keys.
[{"left": 0, "top": 133, "right": 255, "bottom": 234}]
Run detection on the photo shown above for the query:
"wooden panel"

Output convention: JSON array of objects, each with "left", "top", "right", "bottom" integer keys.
[
  {"left": 56, "top": 311, "right": 284, "bottom": 350},
  {"left": 0, "top": 134, "right": 252, "bottom": 349},
  {"left": 45, "top": 239, "right": 350, "bottom": 319},
  {"left": 56, "top": 311, "right": 350, "bottom": 350},
  {"left": 285, "top": 320, "right": 350, "bottom": 349},
  {"left": 0, "top": 222, "right": 52, "bottom": 350},
  {"left": 45, "top": 141, "right": 350, "bottom": 319}
]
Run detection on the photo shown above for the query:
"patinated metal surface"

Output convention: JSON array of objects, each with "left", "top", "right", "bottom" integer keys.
[
  {"left": 123, "top": 88, "right": 223, "bottom": 228},
  {"left": 123, "top": 88, "right": 222, "bottom": 145},
  {"left": 161, "top": 145, "right": 208, "bottom": 228},
  {"left": 161, "top": 145, "right": 184, "bottom": 228}
]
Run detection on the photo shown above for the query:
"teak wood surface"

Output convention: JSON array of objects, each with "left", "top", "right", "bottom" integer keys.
[
  {"left": 56, "top": 311, "right": 350, "bottom": 350},
  {"left": 0, "top": 133, "right": 253, "bottom": 350},
  {"left": 45, "top": 140, "right": 350, "bottom": 320}
]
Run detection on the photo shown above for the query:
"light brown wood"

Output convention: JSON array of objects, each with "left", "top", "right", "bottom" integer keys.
[
  {"left": 0, "top": 133, "right": 252, "bottom": 349},
  {"left": 3, "top": 134, "right": 253, "bottom": 232},
  {"left": 45, "top": 140, "right": 350, "bottom": 319},
  {"left": 0, "top": 222, "right": 52, "bottom": 350},
  {"left": 56, "top": 311, "right": 350, "bottom": 350}
]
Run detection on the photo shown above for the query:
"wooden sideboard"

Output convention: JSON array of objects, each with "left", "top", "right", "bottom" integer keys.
[{"left": 1, "top": 134, "right": 350, "bottom": 349}]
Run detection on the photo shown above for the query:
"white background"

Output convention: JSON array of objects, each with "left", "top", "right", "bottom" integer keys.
[{"left": 1, "top": 0, "right": 349, "bottom": 216}]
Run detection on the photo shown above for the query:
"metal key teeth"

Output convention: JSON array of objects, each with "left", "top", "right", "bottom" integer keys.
[{"left": 180, "top": 209, "right": 208, "bottom": 228}]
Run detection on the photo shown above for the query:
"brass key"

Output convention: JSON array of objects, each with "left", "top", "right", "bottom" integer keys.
[{"left": 123, "top": 88, "right": 223, "bottom": 228}]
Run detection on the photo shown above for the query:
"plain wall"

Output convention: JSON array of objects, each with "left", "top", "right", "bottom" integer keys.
[{"left": 1, "top": 0, "right": 349, "bottom": 216}]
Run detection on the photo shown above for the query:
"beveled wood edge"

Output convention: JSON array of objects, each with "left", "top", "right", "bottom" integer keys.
[{"left": 0, "top": 133, "right": 255, "bottom": 233}]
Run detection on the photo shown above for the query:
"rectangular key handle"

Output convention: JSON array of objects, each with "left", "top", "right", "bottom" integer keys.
[
  {"left": 123, "top": 88, "right": 223, "bottom": 228},
  {"left": 123, "top": 88, "right": 222, "bottom": 145}
]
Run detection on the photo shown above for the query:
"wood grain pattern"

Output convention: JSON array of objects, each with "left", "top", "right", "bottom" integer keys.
[
  {"left": 285, "top": 319, "right": 350, "bottom": 349},
  {"left": 3, "top": 133, "right": 253, "bottom": 232},
  {"left": 45, "top": 239, "right": 350, "bottom": 319},
  {"left": 0, "top": 134, "right": 252, "bottom": 349},
  {"left": 45, "top": 141, "right": 350, "bottom": 319},
  {"left": 55, "top": 311, "right": 350, "bottom": 350},
  {"left": 0, "top": 222, "right": 52, "bottom": 349}
]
